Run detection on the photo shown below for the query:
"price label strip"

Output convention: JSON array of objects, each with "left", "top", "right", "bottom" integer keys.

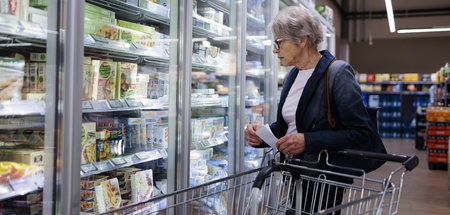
[{"left": 81, "top": 163, "right": 98, "bottom": 173}]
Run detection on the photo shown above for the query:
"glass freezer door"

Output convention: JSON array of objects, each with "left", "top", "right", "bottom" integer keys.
[
  {"left": 190, "top": 0, "right": 238, "bottom": 190},
  {"left": 244, "top": 0, "right": 274, "bottom": 170},
  {"left": 79, "top": 0, "right": 178, "bottom": 214},
  {"left": 0, "top": 0, "right": 61, "bottom": 214}
]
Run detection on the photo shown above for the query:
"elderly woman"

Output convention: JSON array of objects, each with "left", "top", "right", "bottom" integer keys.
[{"left": 245, "top": 6, "right": 377, "bottom": 214}]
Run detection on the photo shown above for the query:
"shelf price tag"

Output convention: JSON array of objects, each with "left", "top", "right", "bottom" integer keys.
[
  {"left": 82, "top": 100, "right": 93, "bottom": 109},
  {"left": 125, "top": 99, "right": 141, "bottom": 108},
  {"left": 90, "top": 34, "right": 108, "bottom": 43},
  {"left": 108, "top": 100, "right": 125, "bottom": 109},
  {"left": 95, "top": 161, "right": 112, "bottom": 171},
  {"left": 80, "top": 163, "right": 97, "bottom": 173},
  {"left": 111, "top": 157, "right": 127, "bottom": 166},
  {"left": 135, "top": 151, "right": 151, "bottom": 160},
  {"left": 91, "top": 100, "right": 110, "bottom": 111}
]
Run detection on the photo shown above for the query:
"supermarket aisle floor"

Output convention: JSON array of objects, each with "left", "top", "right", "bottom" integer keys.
[{"left": 368, "top": 138, "right": 450, "bottom": 214}]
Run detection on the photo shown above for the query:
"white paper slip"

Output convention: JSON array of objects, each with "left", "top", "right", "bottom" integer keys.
[{"left": 256, "top": 124, "right": 278, "bottom": 152}]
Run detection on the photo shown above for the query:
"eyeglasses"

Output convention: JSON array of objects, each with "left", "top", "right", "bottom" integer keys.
[{"left": 273, "top": 38, "right": 285, "bottom": 50}]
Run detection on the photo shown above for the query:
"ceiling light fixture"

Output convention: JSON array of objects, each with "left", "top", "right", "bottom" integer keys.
[
  {"left": 384, "top": 0, "right": 395, "bottom": 32},
  {"left": 397, "top": 27, "right": 450, "bottom": 34}
]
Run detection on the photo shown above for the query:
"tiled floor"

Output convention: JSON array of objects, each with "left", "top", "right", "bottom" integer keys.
[{"left": 369, "top": 138, "right": 450, "bottom": 214}]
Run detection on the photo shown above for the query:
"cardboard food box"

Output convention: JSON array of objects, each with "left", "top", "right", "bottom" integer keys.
[
  {"left": 81, "top": 122, "right": 97, "bottom": 164},
  {"left": 366, "top": 74, "right": 375, "bottom": 82},
  {"left": 134, "top": 73, "right": 149, "bottom": 99},
  {"left": 95, "top": 178, "right": 122, "bottom": 213},
  {"left": 0, "top": 149, "right": 44, "bottom": 166},
  {"left": 97, "top": 60, "right": 117, "bottom": 100},
  {"left": 37, "top": 63, "right": 45, "bottom": 93},
  {"left": 30, "top": 0, "right": 47, "bottom": 8},
  {"left": 82, "top": 64, "right": 96, "bottom": 100},
  {"left": 30, "top": 53, "right": 46, "bottom": 62},
  {"left": 118, "top": 62, "right": 138, "bottom": 99},
  {"left": 117, "top": 20, "right": 155, "bottom": 47},
  {"left": 131, "top": 169, "right": 153, "bottom": 203},
  {"left": 80, "top": 175, "right": 108, "bottom": 190},
  {"left": 85, "top": 2, "right": 115, "bottom": 18},
  {"left": 85, "top": 9, "right": 116, "bottom": 25},
  {"left": 0, "top": 0, "right": 21, "bottom": 20},
  {"left": 84, "top": 18, "right": 119, "bottom": 40},
  {"left": 28, "top": 62, "right": 38, "bottom": 93},
  {"left": 0, "top": 57, "right": 25, "bottom": 100}
]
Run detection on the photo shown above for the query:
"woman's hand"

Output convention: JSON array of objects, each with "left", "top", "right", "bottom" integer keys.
[
  {"left": 276, "top": 133, "right": 305, "bottom": 155},
  {"left": 245, "top": 124, "right": 262, "bottom": 147}
]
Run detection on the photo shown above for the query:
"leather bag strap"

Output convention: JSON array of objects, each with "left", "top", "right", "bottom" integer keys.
[{"left": 324, "top": 58, "right": 336, "bottom": 128}]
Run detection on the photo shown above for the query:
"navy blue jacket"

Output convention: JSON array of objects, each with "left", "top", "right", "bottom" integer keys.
[{"left": 263, "top": 50, "right": 372, "bottom": 161}]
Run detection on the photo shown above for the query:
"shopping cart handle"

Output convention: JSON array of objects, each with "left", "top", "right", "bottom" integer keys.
[
  {"left": 331, "top": 150, "right": 419, "bottom": 171},
  {"left": 252, "top": 164, "right": 301, "bottom": 189}
]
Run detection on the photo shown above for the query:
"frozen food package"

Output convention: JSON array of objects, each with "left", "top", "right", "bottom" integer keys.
[
  {"left": 95, "top": 178, "right": 122, "bottom": 213},
  {"left": 82, "top": 64, "right": 98, "bottom": 100},
  {"left": 131, "top": 169, "right": 153, "bottom": 203},
  {"left": 28, "top": 62, "right": 38, "bottom": 93},
  {"left": 81, "top": 122, "right": 97, "bottom": 164},
  {"left": 118, "top": 62, "right": 138, "bottom": 99},
  {"left": 0, "top": 0, "right": 21, "bottom": 20},
  {"left": 36, "top": 63, "right": 45, "bottom": 93},
  {"left": 97, "top": 60, "right": 117, "bottom": 100},
  {"left": 0, "top": 57, "right": 25, "bottom": 100},
  {"left": 135, "top": 73, "right": 149, "bottom": 99}
]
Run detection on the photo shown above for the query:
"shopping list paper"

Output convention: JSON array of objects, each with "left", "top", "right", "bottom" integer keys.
[{"left": 256, "top": 124, "right": 278, "bottom": 152}]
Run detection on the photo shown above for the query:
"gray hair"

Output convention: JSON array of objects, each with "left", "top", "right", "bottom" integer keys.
[{"left": 270, "top": 6, "right": 323, "bottom": 48}]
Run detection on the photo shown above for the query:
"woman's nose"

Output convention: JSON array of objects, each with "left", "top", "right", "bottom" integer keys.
[{"left": 273, "top": 48, "right": 279, "bottom": 54}]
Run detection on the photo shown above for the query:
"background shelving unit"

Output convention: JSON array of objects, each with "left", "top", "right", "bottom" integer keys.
[{"left": 361, "top": 81, "right": 432, "bottom": 139}]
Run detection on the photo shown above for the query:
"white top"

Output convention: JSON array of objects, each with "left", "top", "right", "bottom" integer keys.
[{"left": 282, "top": 68, "right": 315, "bottom": 135}]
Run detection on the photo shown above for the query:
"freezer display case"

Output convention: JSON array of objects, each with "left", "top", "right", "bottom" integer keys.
[
  {"left": 78, "top": 0, "right": 177, "bottom": 214},
  {"left": 190, "top": 0, "right": 236, "bottom": 189},
  {"left": 0, "top": 0, "right": 61, "bottom": 214},
  {"left": 244, "top": 0, "right": 275, "bottom": 170}
]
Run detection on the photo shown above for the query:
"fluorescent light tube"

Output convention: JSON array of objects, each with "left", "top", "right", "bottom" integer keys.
[
  {"left": 385, "top": 0, "right": 395, "bottom": 32},
  {"left": 397, "top": 27, "right": 450, "bottom": 33}
]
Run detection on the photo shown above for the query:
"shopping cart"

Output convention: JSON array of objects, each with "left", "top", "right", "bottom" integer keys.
[
  {"left": 245, "top": 149, "right": 419, "bottom": 215},
  {"left": 100, "top": 149, "right": 418, "bottom": 215}
]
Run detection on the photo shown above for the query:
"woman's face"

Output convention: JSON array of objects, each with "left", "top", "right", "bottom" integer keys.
[{"left": 272, "top": 38, "right": 304, "bottom": 67}]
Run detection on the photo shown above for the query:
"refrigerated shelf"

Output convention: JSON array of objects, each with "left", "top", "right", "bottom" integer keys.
[
  {"left": 192, "top": 132, "right": 228, "bottom": 150},
  {"left": 0, "top": 18, "right": 46, "bottom": 41},
  {"left": 0, "top": 101, "right": 45, "bottom": 117},
  {"left": 82, "top": 99, "right": 169, "bottom": 113},
  {"left": 80, "top": 149, "right": 168, "bottom": 178},
  {"left": 0, "top": 172, "right": 44, "bottom": 201}
]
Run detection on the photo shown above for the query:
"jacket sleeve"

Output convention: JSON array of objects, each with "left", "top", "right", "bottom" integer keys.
[{"left": 303, "top": 63, "right": 372, "bottom": 154}]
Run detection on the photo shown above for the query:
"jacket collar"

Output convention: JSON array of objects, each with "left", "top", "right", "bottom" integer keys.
[{"left": 295, "top": 50, "right": 335, "bottom": 132}]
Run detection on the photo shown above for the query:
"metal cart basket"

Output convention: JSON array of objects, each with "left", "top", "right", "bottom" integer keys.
[{"left": 101, "top": 149, "right": 418, "bottom": 215}]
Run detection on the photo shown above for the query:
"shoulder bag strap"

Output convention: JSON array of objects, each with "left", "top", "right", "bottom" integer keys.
[{"left": 324, "top": 58, "right": 336, "bottom": 128}]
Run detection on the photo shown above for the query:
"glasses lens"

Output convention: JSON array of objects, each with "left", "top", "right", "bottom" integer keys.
[{"left": 274, "top": 40, "right": 280, "bottom": 49}]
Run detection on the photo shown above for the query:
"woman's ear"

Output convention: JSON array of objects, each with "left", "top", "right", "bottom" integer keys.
[{"left": 300, "top": 36, "right": 308, "bottom": 48}]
